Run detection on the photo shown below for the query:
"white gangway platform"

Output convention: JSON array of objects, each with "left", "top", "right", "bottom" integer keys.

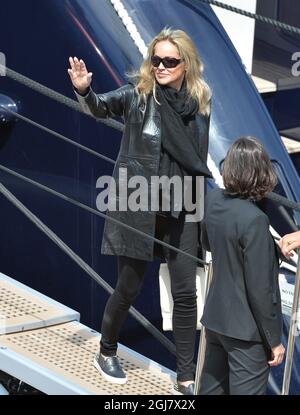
[{"left": 0, "top": 272, "right": 175, "bottom": 395}]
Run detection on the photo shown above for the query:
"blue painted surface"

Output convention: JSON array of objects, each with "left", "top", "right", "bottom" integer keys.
[
  {"left": 254, "top": 0, "right": 300, "bottom": 149},
  {"left": 0, "top": 0, "right": 299, "bottom": 394}
]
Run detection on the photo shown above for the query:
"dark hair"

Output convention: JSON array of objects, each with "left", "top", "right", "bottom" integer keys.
[{"left": 222, "top": 136, "right": 277, "bottom": 201}]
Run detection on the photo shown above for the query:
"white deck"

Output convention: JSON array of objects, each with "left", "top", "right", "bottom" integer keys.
[{"left": 251, "top": 75, "right": 277, "bottom": 93}]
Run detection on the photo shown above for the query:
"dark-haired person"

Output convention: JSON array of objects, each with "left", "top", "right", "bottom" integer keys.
[
  {"left": 68, "top": 28, "right": 212, "bottom": 395},
  {"left": 279, "top": 230, "right": 300, "bottom": 258},
  {"left": 199, "top": 137, "right": 284, "bottom": 395}
]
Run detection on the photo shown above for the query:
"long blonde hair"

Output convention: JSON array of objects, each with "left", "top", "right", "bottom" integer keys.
[{"left": 129, "top": 27, "right": 212, "bottom": 116}]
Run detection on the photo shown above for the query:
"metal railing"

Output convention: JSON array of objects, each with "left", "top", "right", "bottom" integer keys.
[{"left": 282, "top": 249, "right": 300, "bottom": 395}]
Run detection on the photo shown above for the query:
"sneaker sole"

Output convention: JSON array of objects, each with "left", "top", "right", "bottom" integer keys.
[
  {"left": 93, "top": 358, "right": 128, "bottom": 385},
  {"left": 171, "top": 387, "right": 184, "bottom": 395},
  {"left": 171, "top": 385, "right": 195, "bottom": 395}
]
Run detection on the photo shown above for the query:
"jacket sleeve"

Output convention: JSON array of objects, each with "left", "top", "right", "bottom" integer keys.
[
  {"left": 201, "top": 219, "right": 211, "bottom": 252},
  {"left": 241, "top": 214, "right": 282, "bottom": 349},
  {"left": 200, "top": 194, "right": 211, "bottom": 251},
  {"left": 74, "top": 84, "right": 134, "bottom": 119}
]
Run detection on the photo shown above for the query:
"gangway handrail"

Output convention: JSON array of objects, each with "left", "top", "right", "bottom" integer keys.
[
  {"left": 0, "top": 66, "right": 124, "bottom": 133},
  {"left": 282, "top": 250, "right": 300, "bottom": 395}
]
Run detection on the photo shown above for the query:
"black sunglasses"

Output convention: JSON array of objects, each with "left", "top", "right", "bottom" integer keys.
[{"left": 151, "top": 55, "right": 183, "bottom": 68}]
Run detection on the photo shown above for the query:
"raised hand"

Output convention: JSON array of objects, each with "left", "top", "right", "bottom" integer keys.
[{"left": 68, "top": 57, "right": 93, "bottom": 95}]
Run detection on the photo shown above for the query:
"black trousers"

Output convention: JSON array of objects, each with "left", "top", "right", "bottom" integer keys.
[
  {"left": 100, "top": 213, "right": 198, "bottom": 382},
  {"left": 199, "top": 329, "right": 271, "bottom": 395}
]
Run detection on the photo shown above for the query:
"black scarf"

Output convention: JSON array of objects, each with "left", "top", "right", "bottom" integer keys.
[
  {"left": 156, "top": 81, "right": 212, "bottom": 217},
  {"left": 157, "top": 81, "right": 212, "bottom": 177}
]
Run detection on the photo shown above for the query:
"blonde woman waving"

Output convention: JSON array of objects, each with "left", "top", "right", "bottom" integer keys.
[{"left": 68, "top": 28, "right": 212, "bottom": 395}]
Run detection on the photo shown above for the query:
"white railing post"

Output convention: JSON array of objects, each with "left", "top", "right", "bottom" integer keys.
[
  {"left": 282, "top": 249, "right": 300, "bottom": 395},
  {"left": 194, "top": 261, "right": 213, "bottom": 394}
]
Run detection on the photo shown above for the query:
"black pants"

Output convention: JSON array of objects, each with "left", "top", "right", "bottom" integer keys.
[
  {"left": 199, "top": 329, "right": 270, "bottom": 395},
  {"left": 100, "top": 213, "right": 198, "bottom": 382}
]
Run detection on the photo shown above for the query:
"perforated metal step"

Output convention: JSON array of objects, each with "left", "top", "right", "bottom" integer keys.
[
  {"left": 0, "top": 321, "right": 175, "bottom": 395},
  {"left": 0, "top": 272, "right": 79, "bottom": 334}
]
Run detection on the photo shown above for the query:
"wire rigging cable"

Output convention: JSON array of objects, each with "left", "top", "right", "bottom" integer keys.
[
  {"left": 198, "top": 0, "right": 300, "bottom": 35},
  {"left": 0, "top": 164, "right": 208, "bottom": 266},
  {"left": 0, "top": 105, "right": 115, "bottom": 165},
  {"left": 3, "top": 66, "right": 124, "bottom": 132}
]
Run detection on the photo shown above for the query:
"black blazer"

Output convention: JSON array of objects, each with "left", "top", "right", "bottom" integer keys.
[{"left": 201, "top": 188, "right": 282, "bottom": 350}]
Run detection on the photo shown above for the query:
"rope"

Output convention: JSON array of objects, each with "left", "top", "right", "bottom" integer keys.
[
  {"left": 198, "top": 0, "right": 300, "bottom": 35},
  {"left": 267, "top": 192, "right": 300, "bottom": 215},
  {"left": 110, "top": 0, "right": 148, "bottom": 57},
  {"left": 0, "top": 181, "right": 176, "bottom": 355},
  {"left": 3, "top": 66, "right": 124, "bottom": 132},
  {"left": 0, "top": 163, "right": 207, "bottom": 266}
]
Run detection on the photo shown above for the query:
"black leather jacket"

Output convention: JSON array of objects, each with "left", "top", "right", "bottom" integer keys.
[{"left": 75, "top": 84, "right": 211, "bottom": 260}]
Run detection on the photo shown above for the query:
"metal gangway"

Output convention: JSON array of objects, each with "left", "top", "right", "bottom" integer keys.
[{"left": 0, "top": 272, "right": 175, "bottom": 395}]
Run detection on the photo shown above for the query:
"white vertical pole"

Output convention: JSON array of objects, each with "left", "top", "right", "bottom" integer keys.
[
  {"left": 194, "top": 261, "right": 213, "bottom": 394},
  {"left": 282, "top": 249, "right": 300, "bottom": 395}
]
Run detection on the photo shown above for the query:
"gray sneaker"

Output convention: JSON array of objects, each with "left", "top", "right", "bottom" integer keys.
[
  {"left": 172, "top": 382, "right": 195, "bottom": 395},
  {"left": 93, "top": 353, "right": 127, "bottom": 384}
]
